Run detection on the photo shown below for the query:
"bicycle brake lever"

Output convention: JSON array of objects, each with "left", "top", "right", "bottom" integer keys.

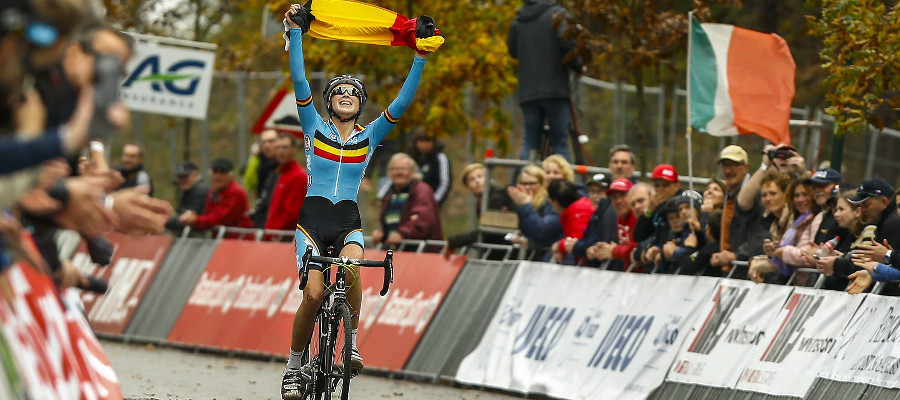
[{"left": 380, "top": 250, "right": 393, "bottom": 296}]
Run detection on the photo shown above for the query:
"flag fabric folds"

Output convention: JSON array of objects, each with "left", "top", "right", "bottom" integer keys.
[
  {"left": 689, "top": 14, "right": 796, "bottom": 145},
  {"left": 306, "top": 0, "right": 444, "bottom": 53}
]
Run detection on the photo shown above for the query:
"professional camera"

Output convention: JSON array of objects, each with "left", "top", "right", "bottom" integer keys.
[{"left": 766, "top": 148, "right": 794, "bottom": 160}]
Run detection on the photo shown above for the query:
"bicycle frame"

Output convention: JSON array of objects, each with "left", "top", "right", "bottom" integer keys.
[{"left": 299, "top": 246, "right": 393, "bottom": 400}]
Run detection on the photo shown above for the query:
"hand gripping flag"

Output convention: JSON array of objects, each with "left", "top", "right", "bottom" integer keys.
[
  {"left": 284, "top": 0, "right": 445, "bottom": 53},
  {"left": 688, "top": 14, "right": 796, "bottom": 145}
]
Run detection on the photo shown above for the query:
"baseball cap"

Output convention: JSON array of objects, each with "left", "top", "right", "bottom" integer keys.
[
  {"left": 804, "top": 168, "right": 841, "bottom": 185},
  {"left": 210, "top": 158, "right": 234, "bottom": 172},
  {"left": 606, "top": 178, "right": 634, "bottom": 195},
  {"left": 585, "top": 173, "right": 611, "bottom": 189},
  {"left": 675, "top": 190, "right": 703, "bottom": 211},
  {"left": 175, "top": 161, "right": 198, "bottom": 177},
  {"left": 849, "top": 178, "right": 895, "bottom": 204},
  {"left": 651, "top": 164, "right": 678, "bottom": 183},
  {"left": 718, "top": 145, "right": 749, "bottom": 164}
]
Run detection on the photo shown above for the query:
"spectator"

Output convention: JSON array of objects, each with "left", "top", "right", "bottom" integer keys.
[
  {"left": 568, "top": 173, "right": 617, "bottom": 267},
  {"left": 770, "top": 178, "right": 822, "bottom": 284},
  {"left": 681, "top": 209, "right": 724, "bottom": 276},
  {"left": 633, "top": 164, "right": 682, "bottom": 271},
  {"left": 608, "top": 144, "right": 638, "bottom": 182},
  {"left": 747, "top": 170, "right": 793, "bottom": 283},
  {"left": 837, "top": 178, "right": 900, "bottom": 293},
  {"left": 508, "top": 0, "right": 583, "bottom": 162},
  {"left": 244, "top": 129, "right": 279, "bottom": 198},
  {"left": 459, "top": 162, "right": 513, "bottom": 217},
  {"left": 404, "top": 128, "right": 451, "bottom": 205},
  {"left": 249, "top": 130, "right": 282, "bottom": 228},
  {"left": 165, "top": 161, "right": 209, "bottom": 235},
  {"left": 816, "top": 190, "right": 862, "bottom": 291},
  {"left": 702, "top": 179, "right": 726, "bottom": 212},
  {"left": 117, "top": 142, "right": 153, "bottom": 196},
  {"left": 587, "top": 178, "right": 636, "bottom": 270},
  {"left": 371, "top": 153, "right": 443, "bottom": 247},
  {"left": 806, "top": 168, "right": 843, "bottom": 245},
  {"left": 585, "top": 173, "right": 611, "bottom": 207},
  {"left": 711, "top": 145, "right": 767, "bottom": 271},
  {"left": 664, "top": 191, "right": 707, "bottom": 271},
  {"left": 445, "top": 163, "right": 512, "bottom": 255},
  {"left": 548, "top": 178, "right": 595, "bottom": 264},
  {"left": 178, "top": 158, "right": 253, "bottom": 235},
  {"left": 265, "top": 134, "right": 308, "bottom": 232},
  {"left": 508, "top": 164, "right": 564, "bottom": 260},
  {"left": 543, "top": 154, "right": 575, "bottom": 182}
]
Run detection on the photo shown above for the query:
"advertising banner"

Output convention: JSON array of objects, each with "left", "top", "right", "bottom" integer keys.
[
  {"left": 667, "top": 281, "right": 792, "bottom": 388},
  {"left": 818, "top": 294, "right": 900, "bottom": 388},
  {"left": 168, "top": 242, "right": 465, "bottom": 370},
  {"left": 120, "top": 36, "right": 216, "bottom": 119},
  {"left": 0, "top": 263, "right": 122, "bottom": 400},
  {"left": 456, "top": 262, "right": 717, "bottom": 400},
  {"left": 735, "top": 288, "right": 864, "bottom": 396},
  {"left": 71, "top": 233, "right": 173, "bottom": 336}
]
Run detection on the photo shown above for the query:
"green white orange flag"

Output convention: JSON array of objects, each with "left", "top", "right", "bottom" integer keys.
[{"left": 688, "top": 14, "right": 796, "bottom": 145}]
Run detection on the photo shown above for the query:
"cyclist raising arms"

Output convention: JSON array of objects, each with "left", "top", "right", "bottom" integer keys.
[{"left": 281, "top": 3, "right": 430, "bottom": 398}]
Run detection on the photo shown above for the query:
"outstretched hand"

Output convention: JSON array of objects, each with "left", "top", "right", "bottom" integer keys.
[{"left": 286, "top": 1, "right": 315, "bottom": 32}]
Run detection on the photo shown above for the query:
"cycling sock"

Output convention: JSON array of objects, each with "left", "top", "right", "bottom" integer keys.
[
  {"left": 287, "top": 349, "right": 304, "bottom": 369},
  {"left": 351, "top": 329, "right": 358, "bottom": 348}
]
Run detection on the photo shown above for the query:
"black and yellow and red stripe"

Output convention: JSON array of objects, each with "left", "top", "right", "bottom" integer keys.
[
  {"left": 384, "top": 109, "right": 400, "bottom": 124},
  {"left": 313, "top": 131, "right": 369, "bottom": 163},
  {"left": 296, "top": 95, "right": 313, "bottom": 107},
  {"left": 306, "top": 0, "right": 444, "bottom": 52}
]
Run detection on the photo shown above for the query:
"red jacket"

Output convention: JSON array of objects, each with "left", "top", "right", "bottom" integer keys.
[
  {"left": 378, "top": 180, "right": 443, "bottom": 241},
  {"left": 195, "top": 180, "right": 253, "bottom": 231},
  {"left": 557, "top": 197, "right": 596, "bottom": 254},
  {"left": 612, "top": 211, "right": 639, "bottom": 271},
  {"left": 265, "top": 160, "right": 308, "bottom": 230}
]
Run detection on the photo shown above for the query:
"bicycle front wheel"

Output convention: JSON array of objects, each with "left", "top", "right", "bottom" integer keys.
[{"left": 333, "top": 303, "right": 353, "bottom": 400}]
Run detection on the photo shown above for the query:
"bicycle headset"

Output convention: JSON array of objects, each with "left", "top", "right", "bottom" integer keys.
[{"left": 323, "top": 74, "right": 367, "bottom": 122}]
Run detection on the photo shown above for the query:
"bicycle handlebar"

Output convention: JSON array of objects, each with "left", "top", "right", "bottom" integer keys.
[{"left": 299, "top": 246, "right": 394, "bottom": 296}]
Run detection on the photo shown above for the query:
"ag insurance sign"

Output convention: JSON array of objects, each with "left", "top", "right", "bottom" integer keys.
[{"left": 121, "top": 35, "right": 216, "bottom": 119}]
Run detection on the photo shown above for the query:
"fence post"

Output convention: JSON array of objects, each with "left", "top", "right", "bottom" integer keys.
[
  {"left": 656, "top": 83, "right": 666, "bottom": 165},
  {"left": 866, "top": 126, "right": 879, "bottom": 178},
  {"left": 235, "top": 72, "right": 248, "bottom": 167}
]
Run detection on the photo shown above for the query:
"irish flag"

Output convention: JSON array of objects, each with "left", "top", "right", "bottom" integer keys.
[{"left": 689, "top": 14, "right": 795, "bottom": 145}]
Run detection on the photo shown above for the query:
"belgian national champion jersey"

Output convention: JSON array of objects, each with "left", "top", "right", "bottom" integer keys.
[{"left": 289, "top": 28, "right": 426, "bottom": 204}]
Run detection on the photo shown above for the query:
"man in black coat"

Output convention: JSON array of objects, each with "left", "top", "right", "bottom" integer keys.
[
  {"left": 508, "top": 0, "right": 583, "bottom": 161},
  {"left": 165, "top": 161, "right": 209, "bottom": 235}
]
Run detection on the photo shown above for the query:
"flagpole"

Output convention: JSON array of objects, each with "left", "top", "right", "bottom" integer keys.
[{"left": 686, "top": 11, "right": 696, "bottom": 219}]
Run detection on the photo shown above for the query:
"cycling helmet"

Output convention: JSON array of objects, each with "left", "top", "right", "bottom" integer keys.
[{"left": 323, "top": 74, "right": 367, "bottom": 122}]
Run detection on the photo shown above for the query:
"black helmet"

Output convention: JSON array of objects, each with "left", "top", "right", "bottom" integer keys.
[{"left": 323, "top": 74, "right": 367, "bottom": 122}]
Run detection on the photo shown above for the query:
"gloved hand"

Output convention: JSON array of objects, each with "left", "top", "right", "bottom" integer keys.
[
  {"left": 289, "top": 0, "right": 316, "bottom": 34},
  {"left": 416, "top": 15, "right": 439, "bottom": 38}
]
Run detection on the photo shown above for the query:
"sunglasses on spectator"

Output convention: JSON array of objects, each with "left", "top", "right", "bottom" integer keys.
[
  {"left": 519, "top": 181, "right": 540, "bottom": 187},
  {"left": 330, "top": 86, "right": 361, "bottom": 98}
]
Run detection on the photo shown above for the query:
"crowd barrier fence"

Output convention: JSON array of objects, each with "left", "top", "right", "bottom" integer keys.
[{"left": 11, "top": 230, "right": 900, "bottom": 399}]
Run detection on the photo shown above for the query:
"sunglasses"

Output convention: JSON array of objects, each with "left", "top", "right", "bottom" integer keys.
[{"left": 330, "top": 86, "right": 361, "bottom": 98}]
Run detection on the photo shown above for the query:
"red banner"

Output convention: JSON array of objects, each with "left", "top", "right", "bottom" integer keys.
[
  {"left": 167, "top": 240, "right": 465, "bottom": 371},
  {"left": 71, "top": 232, "right": 174, "bottom": 336},
  {"left": 1, "top": 262, "right": 123, "bottom": 400}
]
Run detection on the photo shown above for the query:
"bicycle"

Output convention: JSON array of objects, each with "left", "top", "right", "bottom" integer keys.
[{"left": 295, "top": 245, "right": 393, "bottom": 400}]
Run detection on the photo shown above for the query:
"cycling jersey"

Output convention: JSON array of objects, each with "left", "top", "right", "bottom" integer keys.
[
  {"left": 288, "top": 27, "right": 425, "bottom": 267},
  {"left": 288, "top": 28, "right": 426, "bottom": 205}
]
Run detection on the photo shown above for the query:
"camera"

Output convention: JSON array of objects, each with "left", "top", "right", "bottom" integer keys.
[
  {"left": 766, "top": 148, "right": 794, "bottom": 160},
  {"left": 89, "top": 54, "right": 123, "bottom": 141}
]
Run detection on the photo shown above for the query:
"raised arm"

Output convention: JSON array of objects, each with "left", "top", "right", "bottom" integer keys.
[{"left": 367, "top": 54, "right": 427, "bottom": 145}]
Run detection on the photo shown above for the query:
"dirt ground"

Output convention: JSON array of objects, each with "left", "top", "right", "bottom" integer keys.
[{"left": 101, "top": 340, "right": 524, "bottom": 400}]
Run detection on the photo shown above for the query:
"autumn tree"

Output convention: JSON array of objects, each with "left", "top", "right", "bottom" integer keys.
[
  {"left": 808, "top": 0, "right": 900, "bottom": 135},
  {"left": 561, "top": 0, "right": 740, "bottom": 174}
]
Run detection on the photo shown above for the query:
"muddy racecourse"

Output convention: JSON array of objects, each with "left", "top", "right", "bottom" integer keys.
[{"left": 102, "top": 340, "right": 524, "bottom": 400}]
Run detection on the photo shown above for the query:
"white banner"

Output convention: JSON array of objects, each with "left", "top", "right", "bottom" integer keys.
[
  {"left": 667, "top": 281, "right": 792, "bottom": 387},
  {"left": 819, "top": 294, "right": 900, "bottom": 387},
  {"left": 456, "top": 262, "right": 717, "bottom": 400},
  {"left": 120, "top": 37, "right": 216, "bottom": 119},
  {"left": 735, "top": 288, "right": 863, "bottom": 396}
]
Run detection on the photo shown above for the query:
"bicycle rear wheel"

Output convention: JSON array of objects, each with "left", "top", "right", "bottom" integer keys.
[{"left": 332, "top": 303, "right": 353, "bottom": 400}]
